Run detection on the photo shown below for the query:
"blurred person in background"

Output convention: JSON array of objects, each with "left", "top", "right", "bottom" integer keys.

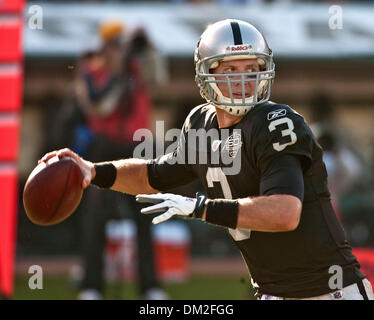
[
  {"left": 72, "top": 21, "right": 168, "bottom": 300},
  {"left": 309, "top": 94, "right": 374, "bottom": 247},
  {"left": 309, "top": 94, "right": 362, "bottom": 220}
]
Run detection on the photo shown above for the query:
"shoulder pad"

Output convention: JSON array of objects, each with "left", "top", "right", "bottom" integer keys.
[
  {"left": 252, "top": 102, "right": 302, "bottom": 124},
  {"left": 183, "top": 103, "right": 213, "bottom": 130}
]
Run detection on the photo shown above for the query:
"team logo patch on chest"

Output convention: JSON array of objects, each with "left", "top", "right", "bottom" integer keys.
[
  {"left": 267, "top": 109, "right": 287, "bottom": 121},
  {"left": 223, "top": 132, "right": 242, "bottom": 158}
]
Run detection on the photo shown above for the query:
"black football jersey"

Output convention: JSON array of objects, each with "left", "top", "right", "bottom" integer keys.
[{"left": 147, "top": 101, "right": 365, "bottom": 298}]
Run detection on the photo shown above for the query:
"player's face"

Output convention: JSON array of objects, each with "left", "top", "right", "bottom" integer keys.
[{"left": 212, "top": 58, "right": 260, "bottom": 99}]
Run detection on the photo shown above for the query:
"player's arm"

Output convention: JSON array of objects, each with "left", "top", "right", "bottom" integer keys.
[
  {"left": 39, "top": 141, "right": 197, "bottom": 196},
  {"left": 40, "top": 107, "right": 198, "bottom": 196},
  {"left": 231, "top": 194, "right": 301, "bottom": 232},
  {"left": 210, "top": 154, "right": 304, "bottom": 232},
  {"left": 137, "top": 110, "right": 310, "bottom": 231},
  {"left": 39, "top": 148, "right": 158, "bottom": 195},
  {"left": 225, "top": 109, "right": 310, "bottom": 232},
  {"left": 138, "top": 154, "right": 303, "bottom": 231},
  {"left": 110, "top": 158, "right": 158, "bottom": 195}
]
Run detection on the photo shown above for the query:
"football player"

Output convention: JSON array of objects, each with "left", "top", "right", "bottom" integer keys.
[{"left": 40, "top": 19, "right": 373, "bottom": 300}]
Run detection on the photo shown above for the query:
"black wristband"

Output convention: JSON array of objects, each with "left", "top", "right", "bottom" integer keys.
[
  {"left": 193, "top": 193, "right": 207, "bottom": 219},
  {"left": 205, "top": 199, "right": 239, "bottom": 229},
  {"left": 91, "top": 162, "right": 117, "bottom": 189}
]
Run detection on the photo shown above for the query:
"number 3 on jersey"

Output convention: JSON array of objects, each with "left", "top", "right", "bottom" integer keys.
[
  {"left": 268, "top": 117, "right": 297, "bottom": 151},
  {"left": 206, "top": 167, "right": 251, "bottom": 241}
]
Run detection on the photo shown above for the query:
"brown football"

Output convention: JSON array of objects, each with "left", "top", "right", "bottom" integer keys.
[{"left": 23, "top": 156, "right": 83, "bottom": 226}]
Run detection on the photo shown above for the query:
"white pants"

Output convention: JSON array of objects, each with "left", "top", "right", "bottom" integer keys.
[{"left": 260, "top": 278, "right": 374, "bottom": 300}]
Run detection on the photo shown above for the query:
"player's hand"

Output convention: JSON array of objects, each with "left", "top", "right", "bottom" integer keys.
[
  {"left": 136, "top": 193, "right": 206, "bottom": 224},
  {"left": 38, "top": 148, "right": 95, "bottom": 189}
]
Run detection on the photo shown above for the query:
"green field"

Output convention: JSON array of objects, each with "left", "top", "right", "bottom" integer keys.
[{"left": 12, "top": 275, "right": 255, "bottom": 300}]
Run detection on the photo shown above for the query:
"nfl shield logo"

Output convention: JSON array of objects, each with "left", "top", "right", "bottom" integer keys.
[{"left": 211, "top": 140, "right": 221, "bottom": 152}]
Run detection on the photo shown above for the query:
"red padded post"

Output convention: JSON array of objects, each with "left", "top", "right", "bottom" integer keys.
[
  {"left": 0, "top": 166, "right": 18, "bottom": 298},
  {"left": 0, "top": 18, "right": 23, "bottom": 62},
  {"left": 0, "top": 0, "right": 24, "bottom": 298},
  {"left": 0, "top": 116, "right": 20, "bottom": 161},
  {"left": 0, "top": 0, "right": 25, "bottom": 13},
  {"left": 0, "top": 66, "right": 23, "bottom": 111}
]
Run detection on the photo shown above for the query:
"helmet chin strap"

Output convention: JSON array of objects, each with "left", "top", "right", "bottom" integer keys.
[
  {"left": 216, "top": 97, "right": 255, "bottom": 116},
  {"left": 209, "top": 81, "right": 257, "bottom": 116}
]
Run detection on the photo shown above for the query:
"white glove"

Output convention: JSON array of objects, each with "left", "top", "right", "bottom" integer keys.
[{"left": 136, "top": 193, "right": 205, "bottom": 224}]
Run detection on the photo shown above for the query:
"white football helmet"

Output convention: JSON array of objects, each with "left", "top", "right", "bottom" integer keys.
[{"left": 195, "top": 19, "right": 275, "bottom": 116}]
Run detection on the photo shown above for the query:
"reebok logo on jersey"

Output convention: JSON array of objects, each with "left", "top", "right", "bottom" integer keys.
[{"left": 267, "top": 109, "right": 286, "bottom": 121}]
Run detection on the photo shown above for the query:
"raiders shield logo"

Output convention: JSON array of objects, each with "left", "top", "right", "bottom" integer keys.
[{"left": 223, "top": 132, "right": 242, "bottom": 158}]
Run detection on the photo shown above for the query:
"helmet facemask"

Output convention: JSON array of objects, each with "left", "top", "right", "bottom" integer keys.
[{"left": 196, "top": 52, "right": 275, "bottom": 116}]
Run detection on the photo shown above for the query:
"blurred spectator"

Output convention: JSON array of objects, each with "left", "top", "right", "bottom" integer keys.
[
  {"left": 309, "top": 93, "right": 364, "bottom": 227},
  {"left": 309, "top": 95, "right": 374, "bottom": 247},
  {"left": 72, "top": 20, "right": 168, "bottom": 300},
  {"left": 309, "top": 94, "right": 362, "bottom": 203}
]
